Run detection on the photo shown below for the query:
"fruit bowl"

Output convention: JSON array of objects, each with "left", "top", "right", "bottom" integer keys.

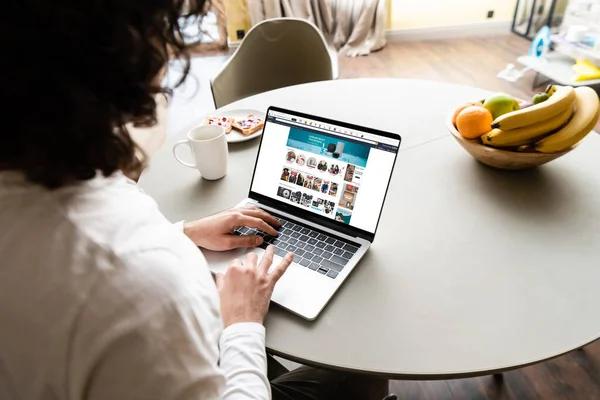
[{"left": 447, "top": 116, "right": 574, "bottom": 170}]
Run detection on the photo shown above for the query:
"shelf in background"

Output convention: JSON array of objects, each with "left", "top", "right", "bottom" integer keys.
[{"left": 518, "top": 53, "right": 600, "bottom": 86}]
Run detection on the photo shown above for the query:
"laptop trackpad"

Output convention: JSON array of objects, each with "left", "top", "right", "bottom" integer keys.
[{"left": 202, "top": 247, "right": 335, "bottom": 320}]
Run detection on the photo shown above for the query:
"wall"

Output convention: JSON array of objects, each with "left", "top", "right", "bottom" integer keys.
[
  {"left": 390, "top": 0, "right": 517, "bottom": 29},
  {"left": 223, "top": 0, "right": 251, "bottom": 42},
  {"left": 224, "top": 0, "right": 521, "bottom": 37},
  {"left": 557, "top": 0, "right": 570, "bottom": 12}
]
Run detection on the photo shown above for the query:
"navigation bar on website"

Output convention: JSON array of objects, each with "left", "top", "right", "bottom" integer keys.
[{"left": 268, "top": 110, "right": 399, "bottom": 147}]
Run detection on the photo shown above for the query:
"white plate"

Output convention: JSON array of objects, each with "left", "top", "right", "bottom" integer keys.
[{"left": 203, "top": 109, "right": 266, "bottom": 143}]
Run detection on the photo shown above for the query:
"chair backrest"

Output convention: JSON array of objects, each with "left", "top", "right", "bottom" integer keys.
[{"left": 211, "top": 18, "right": 334, "bottom": 108}]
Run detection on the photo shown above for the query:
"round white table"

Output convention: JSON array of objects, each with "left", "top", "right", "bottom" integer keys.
[{"left": 139, "top": 79, "right": 600, "bottom": 379}]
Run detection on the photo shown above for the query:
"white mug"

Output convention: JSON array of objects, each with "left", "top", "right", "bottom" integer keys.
[{"left": 173, "top": 125, "right": 228, "bottom": 180}]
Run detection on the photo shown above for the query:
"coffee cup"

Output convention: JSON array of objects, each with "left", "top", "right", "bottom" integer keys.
[{"left": 173, "top": 125, "right": 228, "bottom": 180}]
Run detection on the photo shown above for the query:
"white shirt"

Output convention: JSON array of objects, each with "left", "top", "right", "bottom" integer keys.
[{"left": 0, "top": 172, "right": 270, "bottom": 400}]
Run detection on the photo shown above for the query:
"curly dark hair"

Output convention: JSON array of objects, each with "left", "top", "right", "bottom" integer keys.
[{"left": 1, "top": 0, "right": 209, "bottom": 188}]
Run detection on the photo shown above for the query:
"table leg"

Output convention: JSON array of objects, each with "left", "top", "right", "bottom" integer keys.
[{"left": 532, "top": 72, "right": 552, "bottom": 91}]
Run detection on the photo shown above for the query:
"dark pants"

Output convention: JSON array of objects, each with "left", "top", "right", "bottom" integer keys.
[{"left": 268, "top": 355, "right": 389, "bottom": 400}]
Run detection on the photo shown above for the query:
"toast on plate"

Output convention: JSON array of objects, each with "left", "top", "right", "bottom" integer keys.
[
  {"left": 232, "top": 115, "right": 264, "bottom": 136},
  {"left": 206, "top": 116, "right": 234, "bottom": 133}
]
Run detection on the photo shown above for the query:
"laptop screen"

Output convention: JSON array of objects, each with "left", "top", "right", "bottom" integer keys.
[{"left": 250, "top": 108, "right": 400, "bottom": 236}]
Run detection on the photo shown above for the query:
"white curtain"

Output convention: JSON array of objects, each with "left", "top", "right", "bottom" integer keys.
[{"left": 247, "top": 0, "right": 387, "bottom": 57}]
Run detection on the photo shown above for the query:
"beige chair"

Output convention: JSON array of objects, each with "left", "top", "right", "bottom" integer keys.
[{"left": 211, "top": 18, "right": 335, "bottom": 108}]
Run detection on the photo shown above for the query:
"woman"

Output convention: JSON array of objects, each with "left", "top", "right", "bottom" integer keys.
[{"left": 0, "top": 1, "right": 389, "bottom": 399}]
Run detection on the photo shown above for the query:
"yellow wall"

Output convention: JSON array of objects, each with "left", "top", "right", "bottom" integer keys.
[
  {"left": 224, "top": 0, "right": 520, "bottom": 35},
  {"left": 223, "top": 0, "right": 251, "bottom": 42},
  {"left": 390, "top": 0, "right": 517, "bottom": 29},
  {"left": 556, "top": 0, "right": 569, "bottom": 14}
]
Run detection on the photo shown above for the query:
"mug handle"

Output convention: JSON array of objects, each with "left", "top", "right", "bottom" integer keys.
[{"left": 172, "top": 140, "right": 196, "bottom": 168}]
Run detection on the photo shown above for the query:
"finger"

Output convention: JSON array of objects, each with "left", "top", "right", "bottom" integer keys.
[
  {"left": 215, "top": 273, "right": 225, "bottom": 289},
  {"left": 245, "top": 251, "right": 259, "bottom": 269},
  {"left": 257, "top": 245, "right": 275, "bottom": 275},
  {"left": 239, "top": 207, "right": 281, "bottom": 228},
  {"left": 269, "top": 251, "right": 293, "bottom": 285},
  {"left": 240, "top": 206, "right": 280, "bottom": 227},
  {"left": 228, "top": 258, "right": 243, "bottom": 270},
  {"left": 223, "top": 235, "right": 263, "bottom": 250},
  {"left": 240, "top": 210, "right": 277, "bottom": 236},
  {"left": 237, "top": 215, "right": 278, "bottom": 237}
]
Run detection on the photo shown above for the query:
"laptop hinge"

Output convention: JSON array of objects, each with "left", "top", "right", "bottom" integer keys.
[{"left": 247, "top": 193, "right": 374, "bottom": 243}]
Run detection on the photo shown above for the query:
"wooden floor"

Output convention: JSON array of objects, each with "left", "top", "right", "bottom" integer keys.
[
  {"left": 337, "top": 35, "right": 600, "bottom": 400},
  {"left": 337, "top": 35, "right": 535, "bottom": 102},
  {"left": 389, "top": 341, "right": 600, "bottom": 400},
  {"left": 338, "top": 34, "right": 600, "bottom": 133},
  {"left": 184, "top": 34, "right": 600, "bottom": 399}
]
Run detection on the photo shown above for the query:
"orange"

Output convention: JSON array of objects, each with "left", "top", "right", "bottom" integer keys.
[
  {"left": 452, "top": 102, "right": 483, "bottom": 125},
  {"left": 456, "top": 106, "right": 493, "bottom": 139}
]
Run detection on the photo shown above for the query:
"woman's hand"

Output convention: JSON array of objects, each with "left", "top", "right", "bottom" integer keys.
[
  {"left": 183, "top": 206, "right": 280, "bottom": 251},
  {"left": 216, "top": 246, "right": 293, "bottom": 327}
]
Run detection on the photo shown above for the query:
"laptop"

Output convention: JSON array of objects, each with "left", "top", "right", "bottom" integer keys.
[{"left": 203, "top": 106, "right": 401, "bottom": 320}]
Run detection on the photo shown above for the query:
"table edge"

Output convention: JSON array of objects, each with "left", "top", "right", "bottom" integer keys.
[{"left": 267, "top": 335, "right": 600, "bottom": 380}]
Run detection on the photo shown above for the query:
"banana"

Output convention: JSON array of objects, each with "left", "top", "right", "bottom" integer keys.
[
  {"left": 491, "top": 86, "right": 575, "bottom": 130},
  {"left": 535, "top": 86, "right": 600, "bottom": 153},
  {"left": 482, "top": 105, "right": 573, "bottom": 147},
  {"left": 516, "top": 144, "right": 536, "bottom": 152}
]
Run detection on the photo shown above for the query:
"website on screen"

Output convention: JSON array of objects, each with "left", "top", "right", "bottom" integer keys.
[{"left": 251, "top": 111, "right": 399, "bottom": 234}]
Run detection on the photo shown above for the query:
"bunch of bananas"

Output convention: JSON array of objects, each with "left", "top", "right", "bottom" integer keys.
[{"left": 481, "top": 85, "right": 599, "bottom": 153}]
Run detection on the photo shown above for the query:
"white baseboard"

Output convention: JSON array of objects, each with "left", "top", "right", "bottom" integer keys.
[{"left": 386, "top": 20, "right": 512, "bottom": 43}]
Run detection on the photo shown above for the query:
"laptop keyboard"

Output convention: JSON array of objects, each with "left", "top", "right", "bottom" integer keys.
[{"left": 233, "top": 214, "right": 359, "bottom": 279}]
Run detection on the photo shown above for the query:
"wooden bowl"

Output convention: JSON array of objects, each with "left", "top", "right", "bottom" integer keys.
[{"left": 447, "top": 117, "right": 573, "bottom": 170}]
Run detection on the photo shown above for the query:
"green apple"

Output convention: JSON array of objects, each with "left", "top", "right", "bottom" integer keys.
[
  {"left": 532, "top": 92, "right": 549, "bottom": 104},
  {"left": 483, "top": 93, "right": 520, "bottom": 119}
]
